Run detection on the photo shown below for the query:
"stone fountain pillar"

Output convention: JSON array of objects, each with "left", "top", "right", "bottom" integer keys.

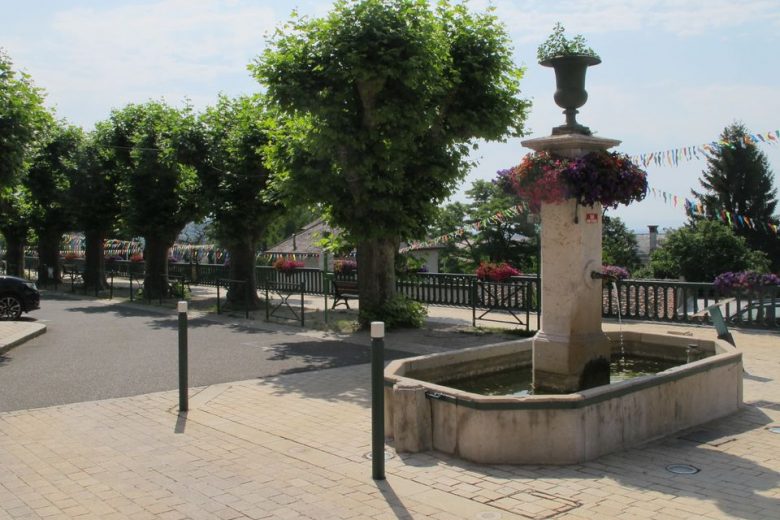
[{"left": 522, "top": 133, "right": 621, "bottom": 394}]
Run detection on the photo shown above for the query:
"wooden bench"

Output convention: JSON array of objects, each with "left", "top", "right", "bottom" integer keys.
[{"left": 332, "top": 279, "right": 359, "bottom": 309}]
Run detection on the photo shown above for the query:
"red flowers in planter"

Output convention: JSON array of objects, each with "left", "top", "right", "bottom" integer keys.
[
  {"left": 273, "top": 257, "right": 304, "bottom": 273},
  {"left": 476, "top": 262, "right": 521, "bottom": 282}
]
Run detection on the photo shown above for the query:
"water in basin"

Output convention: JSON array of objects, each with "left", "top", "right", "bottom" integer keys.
[{"left": 441, "top": 354, "right": 695, "bottom": 397}]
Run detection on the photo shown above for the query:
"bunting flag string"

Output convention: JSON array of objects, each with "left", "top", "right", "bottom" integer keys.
[
  {"left": 646, "top": 186, "right": 779, "bottom": 238},
  {"left": 629, "top": 129, "right": 779, "bottom": 168},
  {"left": 400, "top": 202, "right": 531, "bottom": 253}
]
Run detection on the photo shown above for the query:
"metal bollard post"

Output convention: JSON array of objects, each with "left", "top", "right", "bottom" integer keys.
[
  {"left": 178, "top": 301, "right": 189, "bottom": 412},
  {"left": 371, "top": 321, "right": 385, "bottom": 480}
]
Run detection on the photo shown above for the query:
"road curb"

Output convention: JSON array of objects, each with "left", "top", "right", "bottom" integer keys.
[{"left": 0, "top": 323, "right": 47, "bottom": 356}]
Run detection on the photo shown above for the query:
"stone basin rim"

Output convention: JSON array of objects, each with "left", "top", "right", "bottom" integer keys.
[{"left": 384, "top": 331, "right": 741, "bottom": 410}]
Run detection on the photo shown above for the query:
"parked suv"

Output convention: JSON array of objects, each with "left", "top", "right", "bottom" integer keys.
[{"left": 0, "top": 276, "right": 40, "bottom": 320}]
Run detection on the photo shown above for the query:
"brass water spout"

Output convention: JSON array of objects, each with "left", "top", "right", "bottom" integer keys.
[{"left": 590, "top": 271, "right": 618, "bottom": 283}]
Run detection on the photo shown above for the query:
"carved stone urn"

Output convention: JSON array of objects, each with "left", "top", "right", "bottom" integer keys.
[{"left": 540, "top": 54, "right": 601, "bottom": 136}]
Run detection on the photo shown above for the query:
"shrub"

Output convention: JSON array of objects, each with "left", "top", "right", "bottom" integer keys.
[{"left": 359, "top": 294, "right": 427, "bottom": 330}]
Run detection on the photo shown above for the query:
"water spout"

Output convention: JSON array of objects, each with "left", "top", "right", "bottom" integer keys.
[{"left": 591, "top": 270, "right": 619, "bottom": 283}]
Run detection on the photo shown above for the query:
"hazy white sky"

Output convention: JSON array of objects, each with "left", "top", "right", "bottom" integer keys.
[{"left": 2, "top": 0, "right": 778, "bottom": 232}]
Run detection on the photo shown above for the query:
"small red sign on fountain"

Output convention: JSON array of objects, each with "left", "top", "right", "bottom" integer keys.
[{"left": 586, "top": 213, "right": 598, "bottom": 223}]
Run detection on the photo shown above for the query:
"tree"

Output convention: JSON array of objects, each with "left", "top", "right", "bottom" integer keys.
[
  {"left": 602, "top": 214, "right": 640, "bottom": 271},
  {"left": 110, "top": 101, "right": 205, "bottom": 298},
  {"left": 0, "top": 50, "right": 47, "bottom": 188},
  {"left": 26, "top": 120, "right": 82, "bottom": 284},
  {"left": 691, "top": 122, "right": 780, "bottom": 270},
  {"left": 648, "top": 220, "right": 769, "bottom": 282},
  {"left": 429, "top": 180, "right": 537, "bottom": 273},
  {"left": 67, "top": 121, "right": 125, "bottom": 290},
  {"left": 200, "top": 94, "right": 281, "bottom": 307},
  {"left": 254, "top": 0, "right": 528, "bottom": 321},
  {"left": 0, "top": 184, "right": 33, "bottom": 277}
]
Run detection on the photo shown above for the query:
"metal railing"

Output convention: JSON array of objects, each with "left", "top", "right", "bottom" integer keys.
[{"left": 19, "top": 256, "right": 779, "bottom": 329}]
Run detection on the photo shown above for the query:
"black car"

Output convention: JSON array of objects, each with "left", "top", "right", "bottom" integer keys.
[{"left": 0, "top": 275, "right": 40, "bottom": 320}]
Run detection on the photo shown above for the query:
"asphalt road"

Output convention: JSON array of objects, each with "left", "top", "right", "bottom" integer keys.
[{"left": 0, "top": 293, "right": 414, "bottom": 412}]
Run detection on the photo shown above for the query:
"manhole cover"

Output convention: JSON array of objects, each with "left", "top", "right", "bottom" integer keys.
[
  {"left": 364, "top": 450, "right": 395, "bottom": 460},
  {"left": 666, "top": 464, "right": 699, "bottom": 475},
  {"left": 768, "top": 426, "right": 780, "bottom": 434},
  {"left": 475, "top": 512, "right": 502, "bottom": 520}
]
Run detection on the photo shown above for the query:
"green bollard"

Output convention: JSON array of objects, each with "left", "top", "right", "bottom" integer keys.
[
  {"left": 178, "top": 301, "right": 189, "bottom": 412},
  {"left": 371, "top": 321, "right": 385, "bottom": 480}
]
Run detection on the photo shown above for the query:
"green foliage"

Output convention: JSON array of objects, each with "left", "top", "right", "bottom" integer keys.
[
  {"left": 602, "top": 215, "right": 641, "bottom": 270},
  {"left": 359, "top": 294, "right": 427, "bottom": 329},
  {"left": 537, "top": 23, "right": 599, "bottom": 62},
  {"left": 0, "top": 50, "right": 48, "bottom": 188},
  {"left": 108, "top": 100, "right": 205, "bottom": 243},
  {"left": 429, "top": 179, "right": 538, "bottom": 273},
  {"left": 691, "top": 122, "right": 780, "bottom": 270},
  {"left": 69, "top": 120, "right": 131, "bottom": 237},
  {"left": 254, "top": 0, "right": 528, "bottom": 311},
  {"left": 262, "top": 206, "right": 319, "bottom": 252},
  {"left": 0, "top": 183, "right": 33, "bottom": 244},
  {"left": 648, "top": 220, "right": 769, "bottom": 282},
  {"left": 395, "top": 252, "right": 426, "bottom": 277},
  {"left": 257, "top": 0, "right": 527, "bottom": 242},
  {"left": 26, "top": 120, "right": 82, "bottom": 236},
  {"left": 199, "top": 94, "right": 280, "bottom": 249}
]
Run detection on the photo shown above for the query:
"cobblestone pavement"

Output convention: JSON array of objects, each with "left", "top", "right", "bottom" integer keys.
[{"left": 0, "top": 311, "right": 778, "bottom": 519}]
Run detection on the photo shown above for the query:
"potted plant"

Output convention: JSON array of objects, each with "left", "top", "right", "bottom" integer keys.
[
  {"left": 273, "top": 257, "right": 304, "bottom": 275},
  {"left": 537, "top": 23, "right": 601, "bottom": 135},
  {"left": 475, "top": 261, "right": 522, "bottom": 282},
  {"left": 334, "top": 258, "right": 357, "bottom": 276},
  {"left": 714, "top": 271, "right": 780, "bottom": 298}
]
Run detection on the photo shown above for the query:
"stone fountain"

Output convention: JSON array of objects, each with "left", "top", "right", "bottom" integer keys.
[{"left": 383, "top": 55, "right": 743, "bottom": 464}]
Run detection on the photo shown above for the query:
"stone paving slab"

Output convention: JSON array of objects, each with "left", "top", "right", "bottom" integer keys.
[{"left": 0, "top": 313, "right": 778, "bottom": 519}]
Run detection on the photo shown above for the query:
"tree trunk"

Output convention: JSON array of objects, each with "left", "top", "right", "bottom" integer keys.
[
  {"left": 4, "top": 239, "right": 25, "bottom": 277},
  {"left": 143, "top": 236, "right": 172, "bottom": 300},
  {"left": 227, "top": 242, "right": 261, "bottom": 308},
  {"left": 84, "top": 229, "right": 108, "bottom": 291},
  {"left": 37, "top": 229, "right": 62, "bottom": 285},
  {"left": 356, "top": 236, "right": 398, "bottom": 320}
]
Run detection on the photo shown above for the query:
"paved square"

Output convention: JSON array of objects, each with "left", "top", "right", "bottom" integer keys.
[{"left": 1, "top": 320, "right": 778, "bottom": 519}]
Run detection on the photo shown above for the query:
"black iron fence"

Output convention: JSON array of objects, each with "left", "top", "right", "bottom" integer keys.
[{"left": 16, "top": 256, "right": 779, "bottom": 329}]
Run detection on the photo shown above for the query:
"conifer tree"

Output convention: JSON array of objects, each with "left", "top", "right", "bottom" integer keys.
[{"left": 691, "top": 122, "right": 779, "bottom": 269}]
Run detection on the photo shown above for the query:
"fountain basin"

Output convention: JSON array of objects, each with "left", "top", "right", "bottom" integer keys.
[{"left": 384, "top": 331, "right": 742, "bottom": 464}]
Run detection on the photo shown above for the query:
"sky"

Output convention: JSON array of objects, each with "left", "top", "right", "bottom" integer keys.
[{"left": 2, "top": 0, "right": 779, "bottom": 233}]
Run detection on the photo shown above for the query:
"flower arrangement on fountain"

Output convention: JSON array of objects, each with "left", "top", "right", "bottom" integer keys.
[
  {"left": 273, "top": 257, "right": 304, "bottom": 274},
  {"left": 713, "top": 271, "right": 780, "bottom": 295},
  {"left": 475, "top": 261, "right": 522, "bottom": 282},
  {"left": 499, "top": 150, "right": 648, "bottom": 212}
]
